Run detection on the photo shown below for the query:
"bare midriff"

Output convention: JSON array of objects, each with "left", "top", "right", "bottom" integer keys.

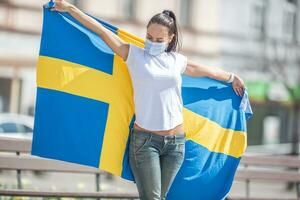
[{"left": 133, "top": 122, "right": 184, "bottom": 136}]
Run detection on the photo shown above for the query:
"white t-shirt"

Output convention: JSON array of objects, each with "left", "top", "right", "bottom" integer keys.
[{"left": 125, "top": 43, "right": 187, "bottom": 131}]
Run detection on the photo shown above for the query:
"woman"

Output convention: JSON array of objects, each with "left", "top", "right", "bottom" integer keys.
[{"left": 48, "top": 1, "right": 245, "bottom": 199}]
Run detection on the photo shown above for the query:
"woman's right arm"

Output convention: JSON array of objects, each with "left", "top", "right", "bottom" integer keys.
[{"left": 49, "top": 0, "right": 129, "bottom": 61}]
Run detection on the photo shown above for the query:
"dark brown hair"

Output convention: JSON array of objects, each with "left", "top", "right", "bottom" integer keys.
[{"left": 146, "top": 10, "right": 182, "bottom": 52}]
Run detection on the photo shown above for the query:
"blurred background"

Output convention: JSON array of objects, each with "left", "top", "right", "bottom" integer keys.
[{"left": 0, "top": 0, "right": 300, "bottom": 199}]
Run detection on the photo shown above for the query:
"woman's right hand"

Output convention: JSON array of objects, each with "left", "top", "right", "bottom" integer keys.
[
  {"left": 48, "top": 0, "right": 73, "bottom": 12},
  {"left": 45, "top": 0, "right": 129, "bottom": 61}
]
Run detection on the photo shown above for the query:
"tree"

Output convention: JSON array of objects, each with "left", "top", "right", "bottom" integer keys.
[{"left": 262, "top": 0, "right": 300, "bottom": 155}]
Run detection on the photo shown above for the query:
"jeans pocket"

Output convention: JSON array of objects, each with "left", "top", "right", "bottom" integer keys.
[
  {"left": 133, "top": 134, "right": 151, "bottom": 154},
  {"left": 177, "top": 141, "right": 185, "bottom": 156}
]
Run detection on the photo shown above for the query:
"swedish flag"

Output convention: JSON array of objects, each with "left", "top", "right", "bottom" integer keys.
[{"left": 31, "top": 6, "right": 253, "bottom": 200}]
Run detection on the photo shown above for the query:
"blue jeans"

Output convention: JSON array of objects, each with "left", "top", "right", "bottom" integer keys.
[{"left": 129, "top": 127, "right": 186, "bottom": 200}]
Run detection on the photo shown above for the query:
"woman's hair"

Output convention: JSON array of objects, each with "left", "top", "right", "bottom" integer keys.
[{"left": 146, "top": 10, "right": 182, "bottom": 52}]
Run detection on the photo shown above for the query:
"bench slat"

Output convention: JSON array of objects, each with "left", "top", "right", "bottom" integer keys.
[
  {"left": 1, "top": 135, "right": 300, "bottom": 168},
  {"left": 0, "top": 189, "right": 139, "bottom": 198},
  {"left": 0, "top": 136, "right": 31, "bottom": 152},
  {"left": 235, "top": 170, "right": 300, "bottom": 182},
  {"left": 0, "top": 154, "right": 102, "bottom": 173},
  {"left": 2, "top": 155, "right": 300, "bottom": 182},
  {"left": 227, "top": 198, "right": 297, "bottom": 200},
  {"left": 241, "top": 155, "right": 300, "bottom": 168}
]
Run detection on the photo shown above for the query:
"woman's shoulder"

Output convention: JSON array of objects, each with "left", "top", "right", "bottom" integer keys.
[
  {"left": 125, "top": 43, "right": 145, "bottom": 66},
  {"left": 129, "top": 43, "right": 145, "bottom": 53},
  {"left": 168, "top": 51, "right": 186, "bottom": 62},
  {"left": 169, "top": 51, "right": 187, "bottom": 73}
]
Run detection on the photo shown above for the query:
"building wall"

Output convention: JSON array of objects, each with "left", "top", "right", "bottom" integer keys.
[
  {"left": 219, "top": 0, "right": 300, "bottom": 87},
  {"left": 0, "top": 0, "right": 299, "bottom": 114}
]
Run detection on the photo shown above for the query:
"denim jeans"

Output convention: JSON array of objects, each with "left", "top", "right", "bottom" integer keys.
[{"left": 129, "top": 127, "right": 186, "bottom": 200}]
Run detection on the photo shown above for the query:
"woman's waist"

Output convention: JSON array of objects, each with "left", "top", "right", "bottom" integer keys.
[{"left": 133, "top": 122, "right": 184, "bottom": 136}]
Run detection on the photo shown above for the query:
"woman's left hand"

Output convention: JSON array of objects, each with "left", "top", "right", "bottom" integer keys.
[{"left": 232, "top": 74, "right": 245, "bottom": 97}]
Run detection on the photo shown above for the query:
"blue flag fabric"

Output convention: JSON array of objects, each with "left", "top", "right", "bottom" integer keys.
[{"left": 31, "top": 5, "right": 253, "bottom": 200}]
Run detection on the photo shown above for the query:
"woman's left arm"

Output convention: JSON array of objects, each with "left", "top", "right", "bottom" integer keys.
[{"left": 184, "top": 59, "right": 246, "bottom": 97}]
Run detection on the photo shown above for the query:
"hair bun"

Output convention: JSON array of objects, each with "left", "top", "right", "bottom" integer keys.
[
  {"left": 162, "top": 10, "right": 171, "bottom": 17},
  {"left": 162, "top": 10, "right": 176, "bottom": 22}
]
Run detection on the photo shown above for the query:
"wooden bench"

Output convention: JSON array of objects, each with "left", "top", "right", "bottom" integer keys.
[
  {"left": 1, "top": 136, "right": 300, "bottom": 199},
  {"left": 227, "top": 155, "right": 300, "bottom": 200},
  {"left": 0, "top": 136, "right": 139, "bottom": 199}
]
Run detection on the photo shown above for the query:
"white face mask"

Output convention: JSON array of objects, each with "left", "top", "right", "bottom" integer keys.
[{"left": 144, "top": 39, "right": 168, "bottom": 56}]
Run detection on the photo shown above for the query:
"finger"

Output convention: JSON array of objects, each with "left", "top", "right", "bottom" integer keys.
[
  {"left": 239, "top": 87, "right": 244, "bottom": 97},
  {"left": 238, "top": 88, "right": 243, "bottom": 97},
  {"left": 241, "top": 87, "right": 245, "bottom": 94},
  {"left": 236, "top": 88, "right": 240, "bottom": 97},
  {"left": 233, "top": 87, "right": 239, "bottom": 96},
  {"left": 235, "top": 87, "right": 241, "bottom": 97}
]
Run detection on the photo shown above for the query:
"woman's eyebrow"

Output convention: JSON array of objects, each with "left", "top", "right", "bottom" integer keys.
[
  {"left": 147, "top": 33, "right": 164, "bottom": 39},
  {"left": 147, "top": 36, "right": 164, "bottom": 40}
]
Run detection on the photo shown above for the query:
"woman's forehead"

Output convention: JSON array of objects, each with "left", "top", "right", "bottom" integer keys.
[{"left": 147, "top": 23, "right": 169, "bottom": 38}]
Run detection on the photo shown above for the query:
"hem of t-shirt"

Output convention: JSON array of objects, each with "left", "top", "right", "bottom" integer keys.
[{"left": 134, "top": 119, "right": 184, "bottom": 132}]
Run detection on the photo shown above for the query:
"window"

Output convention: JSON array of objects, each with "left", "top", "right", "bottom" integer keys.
[
  {"left": 250, "top": 2, "right": 266, "bottom": 37},
  {"left": 286, "top": 0, "right": 297, "bottom": 4},
  {"left": 282, "top": 2, "right": 296, "bottom": 40}
]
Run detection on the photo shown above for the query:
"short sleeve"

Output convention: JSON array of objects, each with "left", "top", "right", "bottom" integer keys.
[
  {"left": 176, "top": 53, "right": 187, "bottom": 74},
  {"left": 125, "top": 43, "right": 141, "bottom": 70}
]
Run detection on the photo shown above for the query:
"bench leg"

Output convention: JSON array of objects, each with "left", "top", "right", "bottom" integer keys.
[
  {"left": 96, "top": 173, "right": 101, "bottom": 200},
  {"left": 16, "top": 169, "right": 22, "bottom": 189},
  {"left": 246, "top": 179, "right": 250, "bottom": 198},
  {"left": 96, "top": 173, "right": 101, "bottom": 192},
  {"left": 16, "top": 152, "right": 22, "bottom": 189},
  {"left": 297, "top": 182, "right": 300, "bottom": 199}
]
